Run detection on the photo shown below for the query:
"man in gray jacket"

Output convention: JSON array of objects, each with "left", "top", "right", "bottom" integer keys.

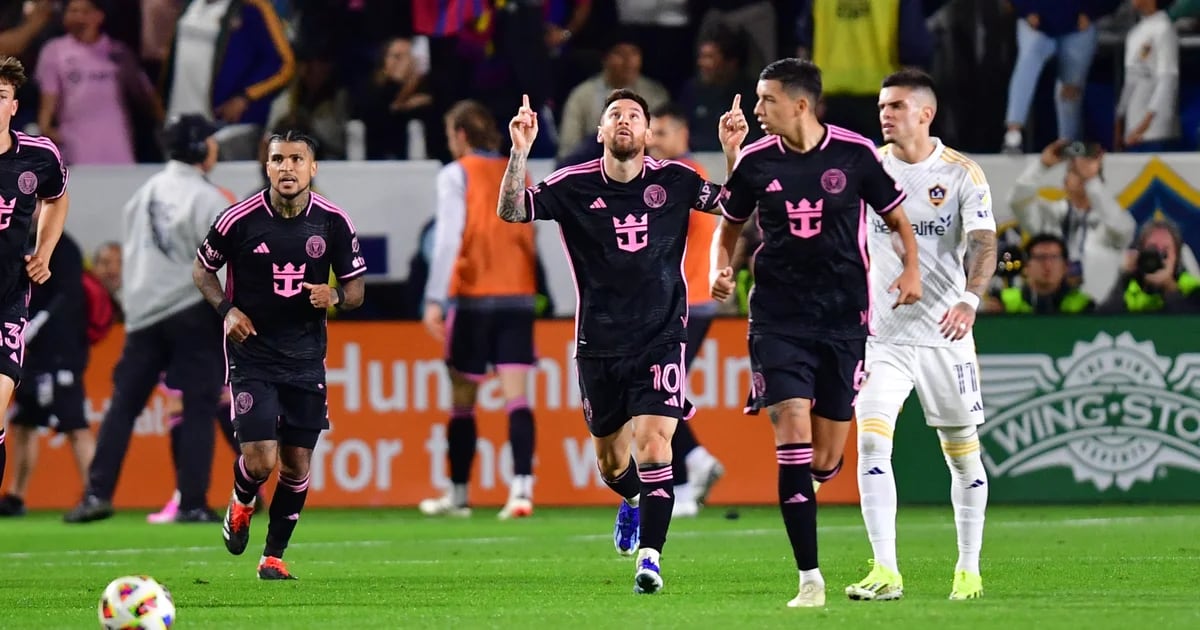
[{"left": 65, "top": 114, "right": 230, "bottom": 523}]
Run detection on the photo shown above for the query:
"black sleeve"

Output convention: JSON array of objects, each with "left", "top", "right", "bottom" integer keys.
[
  {"left": 330, "top": 211, "right": 367, "bottom": 281},
  {"left": 197, "top": 214, "right": 235, "bottom": 271},
  {"left": 721, "top": 158, "right": 758, "bottom": 224},
  {"left": 526, "top": 179, "right": 571, "bottom": 223},
  {"left": 858, "top": 146, "right": 906, "bottom": 215},
  {"left": 35, "top": 141, "right": 69, "bottom": 200}
]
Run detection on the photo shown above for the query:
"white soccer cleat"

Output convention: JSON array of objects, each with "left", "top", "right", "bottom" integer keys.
[
  {"left": 633, "top": 549, "right": 664, "bottom": 594},
  {"left": 497, "top": 498, "right": 533, "bottom": 520},
  {"left": 787, "top": 581, "right": 826, "bottom": 608},
  {"left": 418, "top": 494, "right": 471, "bottom": 517},
  {"left": 688, "top": 456, "right": 725, "bottom": 505}
]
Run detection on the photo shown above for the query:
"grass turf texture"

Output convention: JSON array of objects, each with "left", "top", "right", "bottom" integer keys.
[{"left": 0, "top": 505, "right": 1196, "bottom": 628}]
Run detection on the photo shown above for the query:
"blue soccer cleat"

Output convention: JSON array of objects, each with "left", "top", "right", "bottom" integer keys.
[
  {"left": 634, "top": 549, "right": 664, "bottom": 594},
  {"left": 613, "top": 500, "right": 640, "bottom": 556}
]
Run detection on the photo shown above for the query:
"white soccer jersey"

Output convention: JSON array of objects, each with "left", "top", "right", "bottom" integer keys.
[{"left": 868, "top": 139, "right": 995, "bottom": 347}]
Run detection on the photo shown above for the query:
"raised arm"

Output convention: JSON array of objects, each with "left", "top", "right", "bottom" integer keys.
[{"left": 498, "top": 94, "right": 539, "bottom": 223}]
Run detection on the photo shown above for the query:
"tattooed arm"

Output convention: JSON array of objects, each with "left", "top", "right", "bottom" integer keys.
[
  {"left": 964, "top": 229, "right": 998, "bottom": 298},
  {"left": 497, "top": 148, "right": 530, "bottom": 223}
]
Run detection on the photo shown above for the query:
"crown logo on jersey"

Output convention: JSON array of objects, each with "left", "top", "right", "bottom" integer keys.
[
  {"left": 785, "top": 199, "right": 823, "bottom": 239},
  {"left": 272, "top": 262, "right": 307, "bottom": 298},
  {"left": 766, "top": 179, "right": 783, "bottom": 193},
  {"left": 0, "top": 195, "right": 14, "bottom": 230},
  {"left": 613, "top": 214, "right": 649, "bottom": 252},
  {"left": 589, "top": 197, "right": 607, "bottom": 209},
  {"left": 928, "top": 184, "right": 947, "bottom": 207}
]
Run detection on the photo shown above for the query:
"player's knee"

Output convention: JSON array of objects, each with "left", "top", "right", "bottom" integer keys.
[
  {"left": 635, "top": 431, "right": 672, "bottom": 465},
  {"left": 241, "top": 448, "right": 277, "bottom": 479},
  {"left": 770, "top": 400, "right": 812, "bottom": 444},
  {"left": 856, "top": 413, "right": 896, "bottom": 460},
  {"left": 938, "top": 426, "right": 982, "bottom": 472}
]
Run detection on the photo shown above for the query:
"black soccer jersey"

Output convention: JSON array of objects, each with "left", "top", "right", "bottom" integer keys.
[
  {"left": 722, "top": 126, "right": 905, "bottom": 341},
  {"left": 0, "top": 131, "right": 68, "bottom": 306},
  {"left": 523, "top": 156, "right": 726, "bottom": 358},
  {"left": 197, "top": 190, "right": 366, "bottom": 385}
]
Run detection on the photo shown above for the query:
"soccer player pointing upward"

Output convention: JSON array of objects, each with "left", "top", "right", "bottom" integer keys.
[
  {"left": 498, "top": 91, "right": 732, "bottom": 594},
  {"left": 194, "top": 131, "right": 366, "bottom": 580},
  {"left": 711, "top": 58, "right": 922, "bottom": 608}
]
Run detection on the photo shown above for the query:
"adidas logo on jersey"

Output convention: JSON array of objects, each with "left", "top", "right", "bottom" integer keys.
[
  {"left": 866, "top": 467, "right": 887, "bottom": 476},
  {"left": 765, "top": 179, "right": 783, "bottom": 192},
  {"left": 970, "top": 401, "right": 983, "bottom": 413},
  {"left": 254, "top": 243, "right": 271, "bottom": 254},
  {"left": 967, "top": 479, "right": 987, "bottom": 489},
  {"left": 590, "top": 197, "right": 607, "bottom": 209}
]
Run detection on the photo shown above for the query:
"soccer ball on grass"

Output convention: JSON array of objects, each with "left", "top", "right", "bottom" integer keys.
[{"left": 98, "top": 575, "right": 175, "bottom": 629}]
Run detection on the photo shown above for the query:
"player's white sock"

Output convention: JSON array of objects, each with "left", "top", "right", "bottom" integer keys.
[
  {"left": 510, "top": 475, "right": 533, "bottom": 500},
  {"left": 856, "top": 414, "right": 899, "bottom": 573},
  {"left": 938, "top": 426, "right": 987, "bottom": 575},
  {"left": 451, "top": 483, "right": 469, "bottom": 507},
  {"left": 685, "top": 446, "right": 714, "bottom": 470},
  {"left": 799, "top": 568, "right": 824, "bottom": 585}
]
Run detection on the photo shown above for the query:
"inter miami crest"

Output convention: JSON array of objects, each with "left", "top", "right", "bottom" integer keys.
[{"left": 928, "top": 184, "right": 947, "bottom": 207}]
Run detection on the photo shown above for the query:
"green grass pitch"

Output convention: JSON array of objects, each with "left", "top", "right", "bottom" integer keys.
[{"left": 1, "top": 504, "right": 1197, "bottom": 628}]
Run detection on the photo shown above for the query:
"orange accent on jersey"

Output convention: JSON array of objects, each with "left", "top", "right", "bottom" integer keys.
[
  {"left": 680, "top": 158, "right": 718, "bottom": 306},
  {"left": 449, "top": 154, "right": 537, "bottom": 298}
]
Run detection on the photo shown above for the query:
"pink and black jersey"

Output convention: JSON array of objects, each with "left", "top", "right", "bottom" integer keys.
[
  {"left": 197, "top": 190, "right": 366, "bottom": 385},
  {"left": 0, "top": 131, "right": 68, "bottom": 305},
  {"left": 522, "top": 156, "right": 727, "bottom": 358},
  {"left": 722, "top": 125, "right": 905, "bottom": 341}
]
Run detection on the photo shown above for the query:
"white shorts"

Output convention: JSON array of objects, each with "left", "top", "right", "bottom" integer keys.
[{"left": 855, "top": 339, "right": 985, "bottom": 428}]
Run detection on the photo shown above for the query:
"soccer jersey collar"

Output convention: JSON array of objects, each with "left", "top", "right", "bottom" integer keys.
[
  {"left": 598, "top": 155, "right": 648, "bottom": 184},
  {"left": 0, "top": 130, "right": 20, "bottom": 157},
  {"left": 258, "top": 188, "right": 315, "bottom": 218},
  {"left": 885, "top": 137, "right": 945, "bottom": 170}
]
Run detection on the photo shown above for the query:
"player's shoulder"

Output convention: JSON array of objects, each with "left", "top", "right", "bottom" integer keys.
[
  {"left": 14, "top": 132, "right": 65, "bottom": 167},
  {"left": 540, "top": 158, "right": 603, "bottom": 190},
  {"left": 310, "top": 191, "right": 356, "bottom": 228},
  {"left": 937, "top": 144, "right": 988, "bottom": 188},
  {"left": 645, "top": 156, "right": 701, "bottom": 181},
  {"left": 823, "top": 124, "right": 882, "bottom": 159},
  {"left": 734, "top": 134, "right": 784, "bottom": 168},
  {"left": 213, "top": 190, "right": 269, "bottom": 234}
]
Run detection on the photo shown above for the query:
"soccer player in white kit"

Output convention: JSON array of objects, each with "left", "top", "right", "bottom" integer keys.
[{"left": 845, "top": 69, "right": 998, "bottom": 602}]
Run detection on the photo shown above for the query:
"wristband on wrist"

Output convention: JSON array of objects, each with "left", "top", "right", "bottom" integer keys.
[
  {"left": 217, "top": 300, "right": 234, "bottom": 318},
  {"left": 960, "top": 292, "right": 981, "bottom": 311},
  {"left": 334, "top": 285, "right": 346, "bottom": 308}
]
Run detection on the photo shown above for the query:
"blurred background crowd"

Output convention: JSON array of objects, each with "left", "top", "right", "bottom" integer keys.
[{"left": 7, "top": 0, "right": 1198, "bottom": 318}]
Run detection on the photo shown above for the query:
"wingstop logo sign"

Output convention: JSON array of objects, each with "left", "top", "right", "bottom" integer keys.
[{"left": 978, "top": 332, "right": 1200, "bottom": 492}]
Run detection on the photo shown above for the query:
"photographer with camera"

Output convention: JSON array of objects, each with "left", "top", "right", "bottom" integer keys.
[
  {"left": 1098, "top": 218, "right": 1200, "bottom": 314},
  {"left": 983, "top": 234, "right": 1095, "bottom": 314},
  {"left": 1009, "top": 139, "right": 1136, "bottom": 303}
]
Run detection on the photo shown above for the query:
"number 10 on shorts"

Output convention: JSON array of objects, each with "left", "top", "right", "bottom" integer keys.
[{"left": 650, "top": 363, "right": 683, "bottom": 407}]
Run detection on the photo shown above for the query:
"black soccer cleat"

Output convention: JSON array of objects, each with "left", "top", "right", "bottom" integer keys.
[
  {"left": 0, "top": 494, "right": 26, "bottom": 517},
  {"left": 176, "top": 507, "right": 221, "bottom": 523},
  {"left": 222, "top": 495, "right": 255, "bottom": 555},
  {"left": 63, "top": 495, "right": 114, "bottom": 524}
]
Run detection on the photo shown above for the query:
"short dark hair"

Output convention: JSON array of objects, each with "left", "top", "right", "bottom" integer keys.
[
  {"left": 445, "top": 100, "right": 501, "bottom": 152},
  {"left": 604, "top": 89, "right": 650, "bottom": 120},
  {"left": 698, "top": 23, "right": 749, "bottom": 69},
  {"left": 0, "top": 56, "right": 27, "bottom": 91},
  {"left": 649, "top": 102, "right": 687, "bottom": 124},
  {"left": 267, "top": 129, "right": 320, "bottom": 158},
  {"left": 1025, "top": 233, "right": 1068, "bottom": 259},
  {"left": 881, "top": 68, "right": 938, "bottom": 100},
  {"left": 760, "top": 57, "right": 821, "bottom": 101}
]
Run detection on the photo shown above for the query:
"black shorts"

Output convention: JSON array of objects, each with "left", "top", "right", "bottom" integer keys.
[
  {"left": 577, "top": 342, "right": 694, "bottom": 438},
  {"left": 746, "top": 334, "right": 866, "bottom": 421},
  {"left": 230, "top": 380, "right": 328, "bottom": 449},
  {"left": 10, "top": 370, "right": 88, "bottom": 432},
  {"left": 0, "top": 298, "right": 28, "bottom": 386},
  {"left": 445, "top": 306, "right": 536, "bottom": 380}
]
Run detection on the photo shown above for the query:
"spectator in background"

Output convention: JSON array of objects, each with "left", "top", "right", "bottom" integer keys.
[
  {"left": 1099, "top": 218, "right": 1200, "bottom": 313},
  {"left": 359, "top": 36, "right": 434, "bottom": 161},
  {"left": 983, "top": 234, "right": 1094, "bottom": 313},
  {"left": 796, "top": 0, "right": 932, "bottom": 143},
  {"left": 412, "top": 0, "right": 486, "bottom": 163},
  {"left": 1001, "top": 0, "right": 1120, "bottom": 153},
  {"left": 0, "top": 233, "right": 99, "bottom": 517},
  {"left": 695, "top": 0, "right": 776, "bottom": 74},
  {"left": 0, "top": 0, "right": 58, "bottom": 131},
  {"left": 36, "top": 0, "right": 162, "bottom": 165},
  {"left": 91, "top": 241, "right": 122, "bottom": 300},
  {"left": 680, "top": 23, "right": 760, "bottom": 152},
  {"left": 1115, "top": 0, "right": 1179, "bottom": 152},
  {"left": 613, "top": 0, "right": 692, "bottom": 95},
  {"left": 161, "top": 0, "right": 295, "bottom": 160},
  {"left": 1009, "top": 139, "right": 1135, "bottom": 302},
  {"left": 556, "top": 37, "right": 668, "bottom": 160},
  {"left": 140, "top": 0, "right": 183, "bottom": 81},
  {"left": 269, "top": 46, "right": 351, "bottom": 160}
]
